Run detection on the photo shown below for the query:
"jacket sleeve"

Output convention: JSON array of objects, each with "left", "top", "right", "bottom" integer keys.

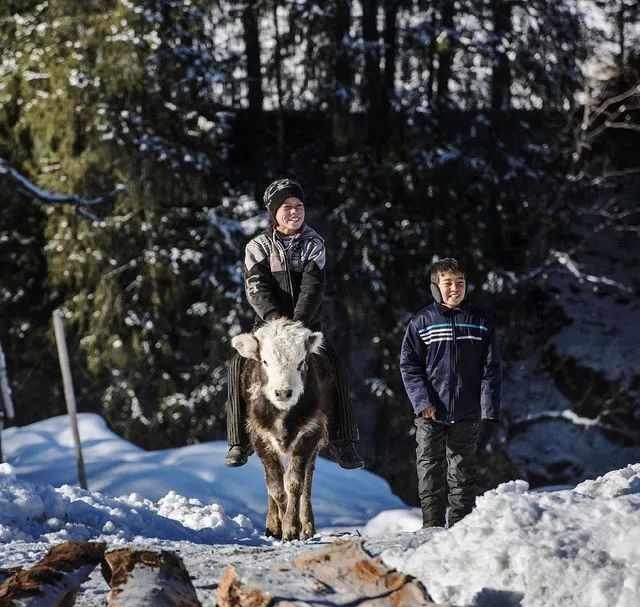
[
  {"left": 292, "top": 238, "right": 326, "bottom": 325},
  {"left": 244, "top": 239, "right": 281, "bottom": 322},
  {"left": 400, "top": 320, "right": 438, "bottom": 415},
  {"left": 480, "top": 322, "right": 501, "bottom": 420}
]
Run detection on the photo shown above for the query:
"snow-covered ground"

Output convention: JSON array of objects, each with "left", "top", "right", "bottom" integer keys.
[{"left": 2, "top": 414, "right": 639, "bottom": 607}]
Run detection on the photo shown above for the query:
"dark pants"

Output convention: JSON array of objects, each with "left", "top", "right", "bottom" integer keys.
[
  {"left": 415, "top": 417, "right": 479, "bottom": 528},
  {"left": 226, "top": 342, "right": 359, "bottom": 447}
]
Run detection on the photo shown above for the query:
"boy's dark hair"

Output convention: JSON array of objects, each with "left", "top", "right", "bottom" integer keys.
[
  {"left": 429, "top": 258, "right": 465, "bottom": 303},
  {"left": 430, "top": 258, "right": 465, "bottom": 282}
]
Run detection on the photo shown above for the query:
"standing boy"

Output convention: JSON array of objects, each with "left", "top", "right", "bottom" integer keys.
[
  {"left": 224, "top": 178, "right": 363, "bottom": 470},
  {"left": 400, "top": 258, "right": 501, "bottom": 527}
]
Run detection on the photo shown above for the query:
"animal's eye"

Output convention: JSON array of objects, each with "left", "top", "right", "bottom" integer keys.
[
  {"left": 297, "top": 360, "right": 305, "bottom": 370},
  {"left": 261, "top": 360, "right": 268, "bottom": 366}
]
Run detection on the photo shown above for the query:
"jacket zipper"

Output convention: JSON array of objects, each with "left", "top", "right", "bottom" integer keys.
[
  {"left": 449, "top": 313, "right": 457, "bottom": 422},
  {"left": 273, "top": 231, "right": 296, "bottom": 312}
]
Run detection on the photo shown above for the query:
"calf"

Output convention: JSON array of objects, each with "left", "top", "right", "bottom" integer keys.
[{"left": 231, "top": 318, "right": 332, "bottom": 541}]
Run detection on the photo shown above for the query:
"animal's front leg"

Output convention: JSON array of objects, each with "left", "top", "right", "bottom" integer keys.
[
  {"left": 299, "top": 453, "right": 318, "bottom": 539},
  {"left": 282, "top": 455, "right": 305, "bottom": 541},
  {"left": 256, "top": 444, "right": 286, "bottom": 539}
]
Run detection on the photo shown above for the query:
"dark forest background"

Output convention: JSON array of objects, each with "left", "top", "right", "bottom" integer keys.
[{"left": 1, "top": 0, "right": 639, "bottom": 505}]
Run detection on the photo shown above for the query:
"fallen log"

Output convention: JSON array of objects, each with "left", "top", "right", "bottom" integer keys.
[
  {"left": 292, "top": 539, "right": 444, "bottom": 606},
  {"left": 216, "top": 567, "right": 272, "bottom": 607},
  {"left": 0, "top": 541, "right": 106, "bottom": 607},
  {"left": 102, "top": 548, "right": 201, "bottom": 607},
  {"left": 0, "top": 568, "right": 22, "bottom": 585}
]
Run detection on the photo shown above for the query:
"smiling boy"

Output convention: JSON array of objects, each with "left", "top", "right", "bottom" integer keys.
[
  {"left": 225, "top": 178, "right": 363, "bottom": 470},
  {"left": 400, "top": 258, "right": 501, "bottom": 527}
]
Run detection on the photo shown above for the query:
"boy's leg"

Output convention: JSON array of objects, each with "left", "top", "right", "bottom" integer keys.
[
  {"left": 323, "top": 342, "right": 363, "bottom": 470},
  {"left": 446, "top": 419, "right": 480, "bottom": 526},
  {"left": 224, "top": 353, "right": 253, "bottom": 467},
  {"left": 415, "top": 418, "right": 447, "bottom": 527}
]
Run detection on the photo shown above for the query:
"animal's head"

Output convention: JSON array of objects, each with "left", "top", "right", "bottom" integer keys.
[{"left": 231, "top": 318, "right": 324, "bottom": 411}]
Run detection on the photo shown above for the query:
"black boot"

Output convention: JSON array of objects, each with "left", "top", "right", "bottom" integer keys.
[
  {"left": 226, "top": 353, "right": 252, "bottom": 467},
  {"left": 327, "top": 440, "right": 364, "bottom": 470},
  {"left": 224, "top": 445, "right": 253, "bottom": 467}
]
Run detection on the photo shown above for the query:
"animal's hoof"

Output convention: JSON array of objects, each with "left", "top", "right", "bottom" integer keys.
[
  {"left": 300, "top": 523, "right": 316, "bottom": 540},
  {"left": 282, "top": 525, "right": 300, "bottom": 541},
  {"left": 265, "top": 526, "right": 282, "bottom": 540}
]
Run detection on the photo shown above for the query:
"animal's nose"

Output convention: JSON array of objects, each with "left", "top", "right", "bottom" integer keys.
[{"left": 275, "top": 388, "right": 293, "bottom": 399}]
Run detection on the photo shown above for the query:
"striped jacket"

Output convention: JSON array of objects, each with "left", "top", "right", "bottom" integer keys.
[
  {"left": 244, "top": 225, "right": 326, "bottom": 329},
  {"left": 400, "top": 302, "right": 501, "bottom": 422}
]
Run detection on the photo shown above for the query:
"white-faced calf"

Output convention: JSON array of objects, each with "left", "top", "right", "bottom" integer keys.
[{"left": 231, "top": 318, "right": 332, "bottom": 540}]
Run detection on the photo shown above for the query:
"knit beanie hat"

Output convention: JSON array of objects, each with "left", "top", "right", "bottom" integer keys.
[{"left": 263, "top": 178, "right": 305, "bottom": 218}]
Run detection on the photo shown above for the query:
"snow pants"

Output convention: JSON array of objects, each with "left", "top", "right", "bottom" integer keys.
[
  {"left": 415, "top": 417, "right": 479, "bottom": 528},
  {"left": 226, "top": 341, "right": 359, "bottom": 447}
]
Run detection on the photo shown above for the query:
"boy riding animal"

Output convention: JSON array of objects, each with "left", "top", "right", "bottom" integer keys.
[{"left": 225, "top": 178, "right": 363, "bottom": 471}]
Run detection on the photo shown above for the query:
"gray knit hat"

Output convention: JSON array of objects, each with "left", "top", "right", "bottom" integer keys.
[{"left": 263, "top": 178, "right": 305, "bottom": 218}]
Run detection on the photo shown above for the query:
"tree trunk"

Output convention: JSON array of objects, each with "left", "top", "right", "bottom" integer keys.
[
  {"left": 242, "top": 0, "right": 264, "bottom": 176},
  {"left": 242, "top": 1, "right": 264, "bottom": 126},
  {"left": 362, "top": 0, "right": 382, "bottom": 152},
  {"left": 331, "top": 0, "right": 352, "bottom": 155},
  {"left": 426, "top": 4, "right": 438, "bottom": 104},
  {"left": 272, "top": 2, "right": 286, "bottom": 170},
  {"left": 381, "top": 0, "right": 399, "bottom": 145},
  {"left": 616, "top": 1, "right": 626, "bottom": 70},
  {"left": 490, "top": 0, "right": 512, "bottom": 111},
  {"left": 436, "top": 0, "right": 455, "bottom": 103}
]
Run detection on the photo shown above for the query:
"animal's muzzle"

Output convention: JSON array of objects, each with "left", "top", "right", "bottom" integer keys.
[{"left": 274, "top": 388, "right": 293, "bottom": 400}]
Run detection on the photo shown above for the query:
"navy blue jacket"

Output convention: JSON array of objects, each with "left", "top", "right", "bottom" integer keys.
[{"left": 400, "top": 302, "right": 501, "bottom": 422}]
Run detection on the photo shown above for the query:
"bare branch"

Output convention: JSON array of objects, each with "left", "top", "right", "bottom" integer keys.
[
  {"left": 588, "top": 83, "right": 640, "bottom": 124},
  {"left": 589, "top": 166, "right": 640, "bottom": 185},
  {"left": 600, "top": 121, "right": 640, "bottom": 133}
]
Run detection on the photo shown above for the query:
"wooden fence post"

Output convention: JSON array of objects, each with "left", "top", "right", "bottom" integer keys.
[
  {"left": 0, "top": 339, "right": 16, "bottom": 423},
  {"left": 0, "top": 339, "right": 16, "bottom": 464},
  {"left": 52, "top": 310, "right": 88, "bottom": 490}
]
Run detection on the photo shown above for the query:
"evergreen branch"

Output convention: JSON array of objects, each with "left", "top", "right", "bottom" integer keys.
[{"left": 0, "top": 158, "right": 125, "bottom": 220}]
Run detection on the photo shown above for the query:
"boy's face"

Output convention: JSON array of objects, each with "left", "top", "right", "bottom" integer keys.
[
  {"left": 437, "top": 270, "right": 466, "bottom": 308},
  {"left": 275, "top": 197, "right": 305, "bottom": 234}
]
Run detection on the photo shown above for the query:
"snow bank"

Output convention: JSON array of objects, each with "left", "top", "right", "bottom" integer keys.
[
  {"left": 381, "top": 464, "right": 640, "bottom": 607},
  {"left": 2, "top": 414, "right": 406, "bottom": 530},
  {"left": 0, "top": 463, "right": 257, "bottom": 545}
]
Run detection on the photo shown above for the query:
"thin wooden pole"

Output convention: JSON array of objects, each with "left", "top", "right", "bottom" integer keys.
[
  {"left": 52, "top": 309, "right": 88, "bottom": 489},
  {"left": 0, "top": 339, "right": 15, "bottom": 464},
  {"left": 0, "top": 339, "right": 16, "bottom": 423}
]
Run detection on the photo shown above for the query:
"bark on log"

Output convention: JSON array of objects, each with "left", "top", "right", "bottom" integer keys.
[
  {"left": 292, "top": 539, "right": 444, "bottom": 606},
  {"left": 0, "top": 541, "right": 106, "bottom": 607},
  {"left": 102, "top": 548, "right": 201, "bottom": 607},
  {"left": 0, "top": 567, "right": 22, "bottom": 586},
  {"left": 216, "top": 566, "right": 271, "bottom": 607}
]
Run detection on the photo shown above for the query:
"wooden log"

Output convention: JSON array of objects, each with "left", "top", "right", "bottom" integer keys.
[
  {"left": 102, "top": 548, "right": 201, "bottom": 607},
  {"left": 0, "top": 541, "right": 106, "bottom": 606},
  {"left": 0, "top": 567, "right": 22, "bottom": 585},
  {"left": 292, "top": 539, "right": 444, "bottom": 606},
  {"left": 216, "top": 566, "right": 271, "bottom": 607}
]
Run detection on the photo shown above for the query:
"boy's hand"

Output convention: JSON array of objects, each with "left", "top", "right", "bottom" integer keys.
[{"left": 421, "top": 406, "right": 437, "bottom": 421}]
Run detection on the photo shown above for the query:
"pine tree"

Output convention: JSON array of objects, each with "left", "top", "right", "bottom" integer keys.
[{"left": 0, "top": 0, "right": 255, "bottom": 445}]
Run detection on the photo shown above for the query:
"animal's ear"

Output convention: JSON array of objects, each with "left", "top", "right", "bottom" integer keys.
[
  {"left": 306, "top": 331, "right": 324, "bottom": 355},
  {"left": 231, "top": 333, "right": 260, "bottom": 360}
]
